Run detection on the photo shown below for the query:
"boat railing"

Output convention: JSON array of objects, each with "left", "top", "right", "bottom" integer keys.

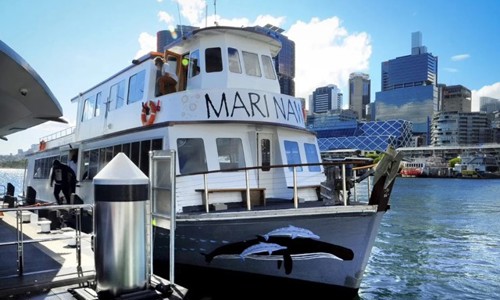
[
  {"left": 179, "top": 161, "right": 376, "bottom": 212},
  {"left": 39, "top": 126, "right": 76, "bottom": 143},
  {"left": 0, "top": 203, "right": 94, "bottom": 276}
]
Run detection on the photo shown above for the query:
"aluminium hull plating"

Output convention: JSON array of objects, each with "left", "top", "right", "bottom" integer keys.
[{"left": 153, "top": 207, "right": 385, "bottom": 298}]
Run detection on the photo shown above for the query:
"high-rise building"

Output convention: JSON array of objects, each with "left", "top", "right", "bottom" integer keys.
[
  {"left": 157, "top": 25, "right": 199, "bottom": 52},
  {"left": 349, "top": 72, "right": 370, "bottom": 120},
  {"left": 374, "top": 31, "right": 438, "bottom": 144},
  {"left": 309, "top": 85, "right": 343, "bottom": 114},
  {"left": 251, "top": 24, "right": 296, "bottom": 96},
  {"left": 480, "top": 96, "right": 500, "bottom": 113},
  {"left": 437, "top": 84, "right": 471, "bottom": 112}
]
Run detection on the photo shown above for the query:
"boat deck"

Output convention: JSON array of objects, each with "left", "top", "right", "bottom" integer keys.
[{"left": 0, "top": 210, "right": 186, "bottom": 299}]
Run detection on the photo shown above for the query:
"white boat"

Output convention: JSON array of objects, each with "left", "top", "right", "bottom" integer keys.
[
  {"left": 0, "top": 40, "right": 66, "bottom": 141},
  {"left": 22, "top": 26, "right": 402, "bottom": 298}
]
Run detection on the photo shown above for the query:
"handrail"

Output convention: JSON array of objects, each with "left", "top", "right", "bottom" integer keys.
[
  {"left": 197, "top": 161, "right": 376, "bottom": 212},
  {"left": 0, "top": 203, "right": 94, "bottom": 276}
]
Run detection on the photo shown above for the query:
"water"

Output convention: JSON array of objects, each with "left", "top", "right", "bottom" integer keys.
[
  {"left": 0, "top": 168, "right": 25, "bottom": 196},
  {"left": 1, "top": 169, "right": 499, "bottom": 299},
  {"left": 359, "top": 178, "right": 500, "bottom": 300}
]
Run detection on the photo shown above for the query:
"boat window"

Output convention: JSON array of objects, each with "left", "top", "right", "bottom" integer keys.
[
  {"left": 304, "top": 143, "right": 321, "bottom": 172},
  {"left": 82, "top": 95, "right": 97, "bottom": 121},
  {"left": 242, "top": 51, "right": 262, "bottom": 77},
  {"left": 109, "top": 80, "right": 126, "bottom": 110},
  {"left": 216, "top": 138, "right": 246, "bottom": 170},
  {"left": 94, "top": 92, "right": 103, "bottom": 117},
  {"left": 188, "top": 50, "right": 200, "bottom": 78},
  {"left": 228, "top": 48, "right": 242, "bottom": 73},
  {"left": 260, "top": 139, "right": 271, "bottom": 171},
  {"left": 177, "top": 138, "right": 207, "bottom": 175},
  {"left": 205, "top": 47, "right": 222, "bottom": 73},
  {"left": 284, "top": 140, "right": 302, "bottom": 172},
  {"left": 33, "top": 155, "right": 59, "bottom": 179},
  {"left": 80, "top": 138, "right": 163, "bottom": 180},
  {"left": 261, "top": 55, "right": 276, "bottom": 80},
  {"left": 127, "top": 70, "right": 146, "bottom": 104}
]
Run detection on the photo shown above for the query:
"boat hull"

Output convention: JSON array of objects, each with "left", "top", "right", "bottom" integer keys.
[{"left": 152, "top": 209, "right": 385, "bottom": 299}]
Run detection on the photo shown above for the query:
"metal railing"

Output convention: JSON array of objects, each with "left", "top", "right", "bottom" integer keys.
[
  {"left": 182, "top": 161, "right": 376, "bottom": 212},
  {"left": 0, "top": 203, "right": 93, "bottom": 276}
]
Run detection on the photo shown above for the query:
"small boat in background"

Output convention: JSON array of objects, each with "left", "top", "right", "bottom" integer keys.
[{"left": 453, "top": 153, "right": 500, "bottom": 179}]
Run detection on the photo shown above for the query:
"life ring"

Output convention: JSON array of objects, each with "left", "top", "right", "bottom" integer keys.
[
  {"left": 39, "top": 140, "right": 46, "bottom": 151},
  {"left": 141, "top": 100, "right": 157, "bottom": 126}
]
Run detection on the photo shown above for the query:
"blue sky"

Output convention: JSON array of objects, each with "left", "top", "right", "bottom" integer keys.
[{"left": 1, "top": 0, "right": 499, "bottom": 155}]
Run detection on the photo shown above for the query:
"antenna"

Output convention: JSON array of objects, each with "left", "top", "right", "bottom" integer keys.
[
  {"left": 214, "top": 0, "right": 218, "bottom": 26},
  {"left": 177, "top": 2, "right": 183, "bottom": 38}
]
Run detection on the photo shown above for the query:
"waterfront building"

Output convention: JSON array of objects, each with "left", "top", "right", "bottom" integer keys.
[
  {"left": 349, "top": 72, "right": 371, "bottom": 120},
  {"left": 157, "top": 25, "right": 199, "bottom": 52},
  {"left": 374, "top": 31, "right": 438, "bottom": 144},
  {"left": 480, "top": 96, "right": 500, "bottom": 113},
  {"left": 310, "top": 84, "right": 343, "bottom": 114},
  {"left": 309, "top": 117, "right": 413, "bottom": 152},
  {"left": 397, "top": 144, "right": 500, "bottom": 164},
  {"left": 437, "top": 84, "right": 471, "bottom": 112},
  {"left": 431, "top": 111, "right": 493, "bottom": 146}
]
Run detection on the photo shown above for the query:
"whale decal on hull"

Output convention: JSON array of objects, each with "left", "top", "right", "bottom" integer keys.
[{"left": 201, "top": 226, "right": 353, "bottom": 275}]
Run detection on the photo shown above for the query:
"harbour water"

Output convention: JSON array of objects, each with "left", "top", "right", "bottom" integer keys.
[{"left": 1, "top": 169, "right": 499, "bottom": 299}]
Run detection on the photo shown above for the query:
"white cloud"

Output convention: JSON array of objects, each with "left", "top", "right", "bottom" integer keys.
[
  {"left": 287, "top": 17, "right": 371, "bottom": 101},
  {"left": 139, "top": 5, "right": 371, "bottom": 105},
  {"left": 135, "top": 32, "right": 156, "bottom": 58},
  {"left": 451, "top": 54, "right": 470, "bottom": 61},
  {"left": 158, "top": 11, "right": 175, "bottom": 25},
  {"left": 444, "top": 67, "right": 459, "bottom": 73},
  {"left": 471, "top": 82, "right": 500, "bottom": 111}
]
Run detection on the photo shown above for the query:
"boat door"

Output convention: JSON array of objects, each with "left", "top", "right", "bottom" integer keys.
[{"left": 257, "top": 133, "right": 274, "bottom": 186}]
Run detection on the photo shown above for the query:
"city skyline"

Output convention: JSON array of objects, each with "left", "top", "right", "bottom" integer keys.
[{"left": 1, "top": 0, "right": 499, "bottom": 155}]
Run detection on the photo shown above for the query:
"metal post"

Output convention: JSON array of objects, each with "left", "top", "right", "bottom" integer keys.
[
  {"left": 342, "top": 164, "right": 347, "bottom": 206},
  {"left": 353, "top": 169, "right": 358, "bottom": 203},
  {"left": 293, "top": 167, "right": 298, "bottom": 208},
  {"left": 245, "top": 170, "right": 251, "bottom": 210},
  {"left": 203, "top": 173, "right": 209, "bottom": 213},
  {"left": 16, "top": 209, "right": 24, "bottom": 275}
]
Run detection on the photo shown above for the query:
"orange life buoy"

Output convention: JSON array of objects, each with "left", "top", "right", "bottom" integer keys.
[
  {"left": 141, "top": 100, "right": 157, "bottom": 126},
  {"left": 39, "top": 140, "right": 46, "bottom": 151}
]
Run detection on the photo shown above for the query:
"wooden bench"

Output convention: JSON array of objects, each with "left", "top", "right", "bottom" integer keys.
[
  {"left": 195, "top": 188, "right": 266, "bottom": 211},
  {"left": 288, "top": 185, "right": 322, "bottom": 202}
]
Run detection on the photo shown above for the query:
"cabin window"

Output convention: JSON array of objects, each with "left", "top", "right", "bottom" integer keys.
[
  {"left": 205, "top": 47, "right": 222, "bottom": 73},
  {"left": 110, "top": 80, "right": 126, "bottom": 110},
  {"left": 128, "top": 70, "right": 146, "bottom": 104},
  {"left": 242, "top": 51, "right": 262, "bottom": 77},
  {"left": 33, "top": 155, "right": 60, "bottom": 179},
  {"left": 82, "top": 95, "right": 97, "bottom": 121},
  {"left": 177, "top": 138, "right": 207, "bottom": 175},
  {"left": 216, "top": 138, "right": 246, "bottom": 170},
  {"left": 81, "top": 138, "right": 163, "bottom": 180},
  {"left": 93, "top": 92, "right": 102, "bottom": 117},
  {"left": 228, "top": 48, "right": 242, "bottom": 73},
  {"left": 189, "top": 50, "right": 200, "bottom": 78},
  {"left": 304, "top": 143, "right": 321, "bottom": 172},
  {"left": 261, "top": 55, "right": 276, "bottom": 80},
  {"left": 284, "top": 140, "right": 302, "bottom": 171}
]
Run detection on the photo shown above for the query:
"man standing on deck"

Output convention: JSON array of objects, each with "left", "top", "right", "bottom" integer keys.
[{"left": 50, "top": 160, "right": 76, "bottom": 205}]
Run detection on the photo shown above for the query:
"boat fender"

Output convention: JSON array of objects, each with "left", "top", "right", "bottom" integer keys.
[
  {"left": 141, "top": 100, "right": 157, "bottom": 126},
  {"left": 39, "top": 140, "right": 46, "bottom": 151}
]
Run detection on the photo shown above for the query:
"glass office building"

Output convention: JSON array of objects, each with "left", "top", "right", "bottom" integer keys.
[
  {"left": 374, "top": 32, "right": 438, "bottom": 142},
  {"left": 315, "top": 119, "right": 413, "bottom": 152},
  {"left": 349, "top": 72, "right": 371, "bottom": 120}
]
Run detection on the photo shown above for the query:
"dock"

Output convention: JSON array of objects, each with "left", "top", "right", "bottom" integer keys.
[{"left": 0, "top": 207, "right": 187, "bottom": 299}]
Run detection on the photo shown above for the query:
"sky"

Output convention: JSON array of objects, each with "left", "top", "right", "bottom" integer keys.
[{"left": 1, "top": 0, "right": 499, "bottom": 155}]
